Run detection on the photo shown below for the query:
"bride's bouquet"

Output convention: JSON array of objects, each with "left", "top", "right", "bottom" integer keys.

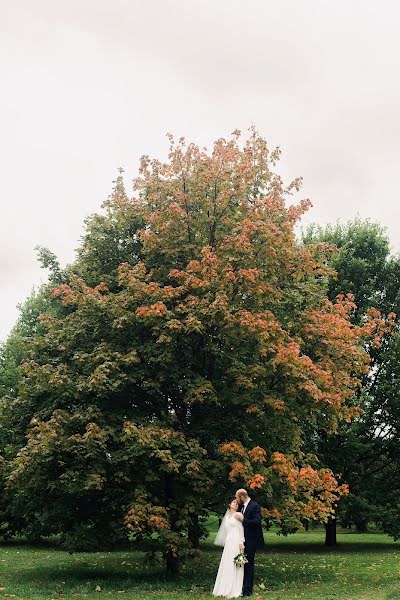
[{"left": 233, "top": 552, "right": 248, "bottom": 567}]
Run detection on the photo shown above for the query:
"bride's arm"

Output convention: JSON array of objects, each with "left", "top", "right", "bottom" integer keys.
[
  {"left": 237, "top": 521, "right": 245, "bottom": 544},
  {"left": 239, "top": 525, "right": 245, "bottom": 552}
]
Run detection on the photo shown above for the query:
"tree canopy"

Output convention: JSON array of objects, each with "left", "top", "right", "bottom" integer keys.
[{"left": 0, "top": 130, "right": 390, "bottom": 569}]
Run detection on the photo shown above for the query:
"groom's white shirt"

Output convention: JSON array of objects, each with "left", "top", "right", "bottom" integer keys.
[{"left": 241, "top": 497, "right": 251, "bottom": 514}]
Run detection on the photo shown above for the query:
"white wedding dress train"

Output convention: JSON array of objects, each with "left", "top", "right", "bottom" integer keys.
[{"left": 213, "top": 513, "right": 245, "bottom": 598}]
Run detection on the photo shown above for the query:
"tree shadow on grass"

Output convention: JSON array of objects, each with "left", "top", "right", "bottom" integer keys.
[
  {"left": 11, "top": 569, "right": 334, "bottom": 596},
  {"left": 263, "top": 542, "right": 399, "bottom": 554},
  {"left": 13, "top": 565, "right": 166, "bottom": 586},
  {"left": 203, "top": 540, "right": 399, "bottom": 555},
  {"left": 10, "top": 555, "right": 335, "bottom": 593}
]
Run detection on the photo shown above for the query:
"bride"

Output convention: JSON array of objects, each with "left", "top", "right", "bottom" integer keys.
[{"left": 213, "top": 499, "right": 245, "bottom": 598}]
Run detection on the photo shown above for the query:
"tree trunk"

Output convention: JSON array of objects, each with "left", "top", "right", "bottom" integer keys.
[
  {"left": 166, "top": 551, "right": 179, "bottom": 576},
  {"left": 188, "top": 514, "right": 201, "bottom": 548},
  {"left": 325, "top": 516, "right": 337, "bottom": 546},
  {"left": 301, "top": 518, "right": 309, "bottom": 531},
  {"left": 165, "top": 475, "right": 180, "bottom": 575},
  {"left": 26, "top": 531, "right": 42, "bottom": 545}
]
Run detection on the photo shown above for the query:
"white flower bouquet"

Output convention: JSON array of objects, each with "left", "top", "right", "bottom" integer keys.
[{"left": 233, "top": 552, "right": 248, "bottom": 567}]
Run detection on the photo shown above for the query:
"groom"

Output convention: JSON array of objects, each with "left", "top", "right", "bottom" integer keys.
[{"left": 234, "top": 488, "right": 264, "bottom": 597}]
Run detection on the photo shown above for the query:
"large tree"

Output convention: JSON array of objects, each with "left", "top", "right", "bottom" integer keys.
[{"left": 0, "top": 131, "right": 385, "bottom": 570}]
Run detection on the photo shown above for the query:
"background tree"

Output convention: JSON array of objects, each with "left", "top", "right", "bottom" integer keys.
[
  {"left": 302, "top": 220, "right": 400, "bottom": 543},
  {"left": 0, "top": 246, "right": 68, "bottom": 540},
  {"left": 0, "top": 132, "right": 386, "bottom": 571}
]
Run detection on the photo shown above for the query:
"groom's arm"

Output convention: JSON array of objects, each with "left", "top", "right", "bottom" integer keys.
[{"left": 243, "top": 503, "right": 262, "bottom": 528}]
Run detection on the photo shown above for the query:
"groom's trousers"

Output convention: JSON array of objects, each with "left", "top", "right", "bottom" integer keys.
[{"left": 243, "top": 543, "right": 256, "bottom": 596}]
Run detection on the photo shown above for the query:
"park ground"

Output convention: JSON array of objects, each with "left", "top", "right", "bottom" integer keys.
[{"left": 0, "top": 525, "right": 399, "bottom": 600}]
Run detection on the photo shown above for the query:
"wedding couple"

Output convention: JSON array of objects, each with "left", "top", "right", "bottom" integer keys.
[{"left": 213, "top": 488, "right": 264, "bottom": 598}]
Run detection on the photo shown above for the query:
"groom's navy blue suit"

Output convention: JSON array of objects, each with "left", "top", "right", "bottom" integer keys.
[{"left": 238, "top": 499, "right": 264, "bottom": 596}]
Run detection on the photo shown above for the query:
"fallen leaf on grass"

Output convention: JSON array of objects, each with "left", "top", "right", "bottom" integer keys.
[{"left": 258, "top": 582, "right": 266, "bottom": 590}]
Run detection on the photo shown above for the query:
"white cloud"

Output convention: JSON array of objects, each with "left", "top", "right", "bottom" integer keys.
[{"left": 1, "top": 0, "right": 400, "bottom": 339}]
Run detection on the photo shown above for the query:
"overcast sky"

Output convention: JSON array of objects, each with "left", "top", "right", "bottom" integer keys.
[{"left": 1, "top": 0, "right": 400, "bottom": 340}]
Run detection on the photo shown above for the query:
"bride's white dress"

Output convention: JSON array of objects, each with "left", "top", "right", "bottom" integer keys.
[{"left": 213, "top": 513, "right": 245, "bottom": 598}]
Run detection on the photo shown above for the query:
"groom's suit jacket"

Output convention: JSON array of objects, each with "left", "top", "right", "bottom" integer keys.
[{"left": 238, "top": 499, "right": 265, "bottom": 549}]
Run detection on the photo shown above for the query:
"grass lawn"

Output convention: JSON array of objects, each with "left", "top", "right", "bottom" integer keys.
[{"left": 0, "top": 527, "right": 399, "bottom": 600}]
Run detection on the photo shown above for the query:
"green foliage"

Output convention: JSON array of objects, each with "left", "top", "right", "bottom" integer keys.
[
  {"left": 75, "top": 173, "right": 144, "bottom": 288},
  {"left": 302, "top": 219, "right": 397, "bottom": 317},
  {"left": 302, "top": 219, "right": 400, "bottom": 539},
  {"left": 35, "top": 246, "right": 66, "bottom": 285}
]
